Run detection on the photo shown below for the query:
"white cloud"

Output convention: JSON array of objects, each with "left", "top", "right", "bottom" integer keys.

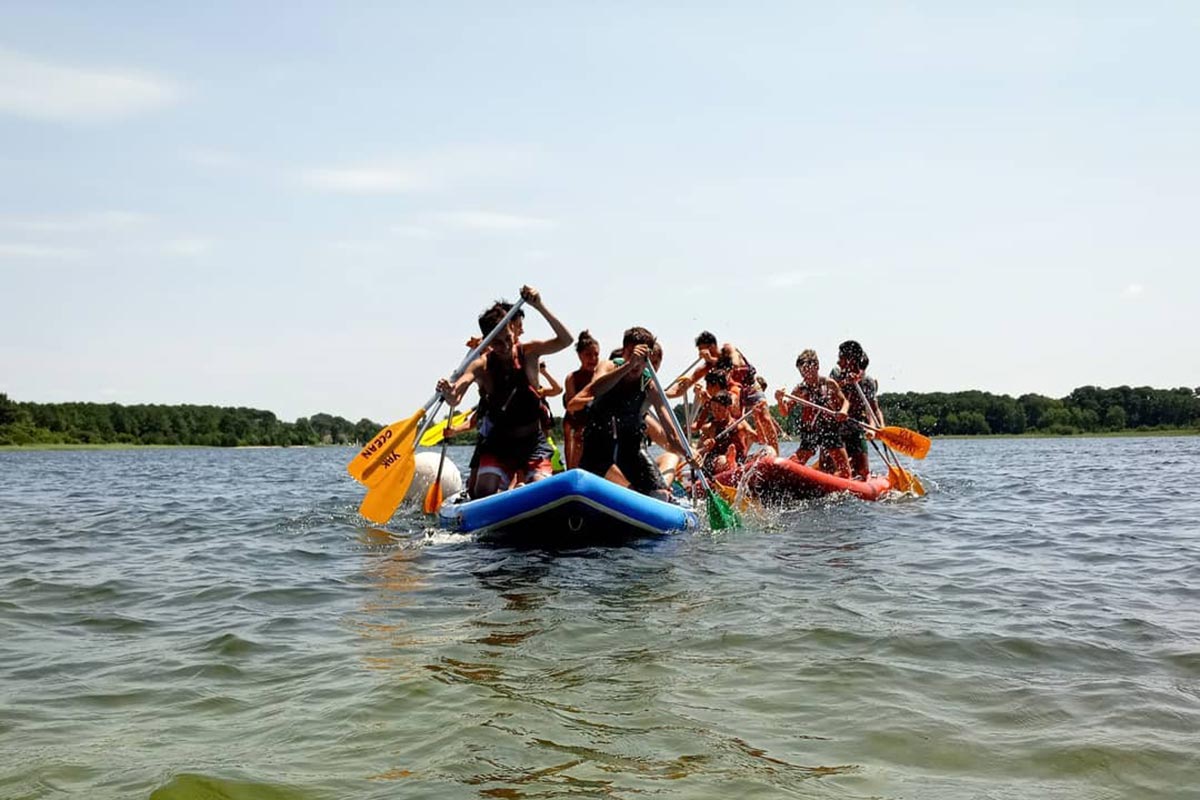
[
  {"left": 390, "top": 224, "right": 438, "bottom": 240},
  {"left": 326, "top": 240, "right": 387, "bottom": 256},
  {"left": 0, "top": 243, "right": 87, "bottom": 259},
  {"left": 0, "top": 48, "right": 179, "bottom": 122},
  {"left": 0, "top": 211, "right": 150, "bottom": 233},
  {"left": 767, "top": 270, "right": 825, "bottom": 288},
  {"left": 160, "top": 238, "right": 211, "bottom": 257},
  {"left": 299, "top": 146, "right": 532, "bottom": 194},
  {"left": 427, "top": 211, "right": 555, "bottom": 232},
  {"left": 301, "top": 165, "right": 423, "bottom": 193},
  {"left": 1124, "top": 283, "right": 1145, "bottom": 297},
  {"left": 183, "top": 148, "right": 245, "bottom": 168}
]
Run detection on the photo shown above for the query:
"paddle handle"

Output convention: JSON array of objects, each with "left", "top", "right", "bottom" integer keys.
[
  {"left": 416, "top": 296, "right": 528, "bottom": 444},
  {"left": 782, "top": 392, "right": 867, "bottom": 430},
  {"left": 702, "top": 406, "right": 757, "bottom": 451},
  {"left": 666, "top": 356, "right": 703, "bottom": 391},
  {"left": 851, "top": 382, "right": 882, "bottom": 429},
  {"left": 647, "top": 365, "right": 713, "bottom": 494}
]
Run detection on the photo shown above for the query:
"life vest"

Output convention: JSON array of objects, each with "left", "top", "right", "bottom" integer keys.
[
  {"left": 789, "top": 379, "right": 839, "bottom": 433},
  {"left": 716, "top": 349, "right": 757, "bottom": 390},
  {"left": 481, "top": 346, "right": 543, "bottom": 441},
  {"left": 585, "top": 358, "right": 650, "bottom": 436},
  {"left": 830, "top": 368, "right": 878, "bottom": 424}
]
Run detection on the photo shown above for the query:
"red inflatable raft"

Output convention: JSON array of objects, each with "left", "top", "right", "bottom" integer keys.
[{"left": 716, "top": 457, "right": 893, "bottom": 502}]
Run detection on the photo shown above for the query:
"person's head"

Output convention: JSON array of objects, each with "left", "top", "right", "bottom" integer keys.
[
  {"left": 650, "top": 341, "right": 663, "bottom": 370},
  {"left": 694, "top": 330, "right": 719, "bottom": 356},
  {"left": 756, "top": 376, "right": 768, "bottom": 392},
  {"left": 837, "top": 340, "right": 868, "bottom": 373},
  {"left": 796, "top": 348, "right": 820, "bottom": 380},
  {"left": 575, "top": 330, "right": 601, "bottom": 370},
  {"left": 478, "top": 306, "right": 514, "bottom": 358},
  {"left": 711, "top": 391, "right": 734, "bottom": 420},
  {"left": 490, "top": 300, "right": 525, "bottom": 338},
  {"left": 704, "top": 369, "right": 728, "bottom": 394},
  {"left": 621, "top": 326, "right": 656, "bottom": 361},
  {"left": 609, "top": 347, "right": 624, "bottom": 360}
]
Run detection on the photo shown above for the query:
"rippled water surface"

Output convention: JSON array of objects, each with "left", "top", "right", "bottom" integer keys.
[{"left": 1, "top": 438, "right": 1198, "bottom": 799}]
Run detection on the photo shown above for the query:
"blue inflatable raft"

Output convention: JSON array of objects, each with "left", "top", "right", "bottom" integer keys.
[{"left": 438, "top": 469, "right": 698, "bottom": 545}]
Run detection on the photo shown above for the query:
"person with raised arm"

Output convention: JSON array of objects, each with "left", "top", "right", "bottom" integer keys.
[
  {"left": 575, "top": 327, "right": 691, "bottom": 501},
  {"left": 436, "top": 286, "right": 573, "bottom": 498}
]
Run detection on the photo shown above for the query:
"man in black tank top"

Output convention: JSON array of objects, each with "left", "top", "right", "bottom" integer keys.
[
  {"left": 436, "top": 286, "right": 574, "bottom": 498},
  {"left": 575, "top": 326, "right": 691, "bottom": 501}
]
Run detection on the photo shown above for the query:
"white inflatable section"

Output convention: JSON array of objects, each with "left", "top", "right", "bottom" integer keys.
[{"left": 405, "top": 450, "right": 464, "bottom": 502}]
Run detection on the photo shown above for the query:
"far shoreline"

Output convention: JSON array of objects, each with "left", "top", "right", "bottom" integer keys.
[{"left": 1, "top": 429, "right": 1196, "bottom": 453}]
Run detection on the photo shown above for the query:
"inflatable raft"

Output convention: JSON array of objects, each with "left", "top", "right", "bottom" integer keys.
[
  {"left": 438, "top": 469, "right": 699, "bottom": 545},
  {"left": 717, "top": 457, "right": 893, "bottom": 503}
]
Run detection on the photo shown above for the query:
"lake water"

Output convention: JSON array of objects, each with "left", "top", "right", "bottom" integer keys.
[{"left": 1, "top": 437, "right": 1197, "bottom": 799}]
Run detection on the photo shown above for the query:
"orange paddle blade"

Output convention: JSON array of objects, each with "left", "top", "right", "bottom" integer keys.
[
  {"left": 885, "top": 464, "right": 926, "bottom": 497},
  {"left": 715, "top": 480, "right": 758, "bottom": 514},
  {"left": 422, "top": 479, "right": 444, "bottom": 515},
  {"left": 346, "top": 408, "right": 425, "bottom": 486},
  {"left": 875, "top": 426, "right": 931, "bottom": 460},
  {"left": 358, "top": 451, "right": 417, "bottom": 524}
]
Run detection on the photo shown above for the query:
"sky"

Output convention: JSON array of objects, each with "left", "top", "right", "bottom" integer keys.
[{"left": 2, "top": 2, "right": 1197, "bottom": 424}]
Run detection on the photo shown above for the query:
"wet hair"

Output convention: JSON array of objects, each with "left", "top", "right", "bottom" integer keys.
[
  {"left": 575, "top": 329, "right": 599, "bottom": 353},
  {"left": 609, "top": 347, "right": 624, "bottom": 360},
  {"left": 695, "top": 331, "right": 718, "bottom": 348},
  {"left": 712, "top": 391, "right": 734, "bottom": 407},
  {"left": 795, "top": 348, "right": 819, "bottom": 368},
  {"left": 622, "top": 326, "right": 656, "bottom": 348},
  {"left": 704, "top": 370, "right": 729, "bottom": 389},
  {"left": 838, "top": 340, "right": 869, "bottom": 370},
  {"left": 478, "top": 305, "right": 508, "bottom": 336}
]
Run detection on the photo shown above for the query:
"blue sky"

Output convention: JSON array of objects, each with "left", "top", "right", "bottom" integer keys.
[{"left": 2, "top": 2, "right": 1197, "bottom": 423}]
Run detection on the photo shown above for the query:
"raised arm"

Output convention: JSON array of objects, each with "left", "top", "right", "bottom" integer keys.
[
  {"left": 538, "top": 362, "right": 563, "bottom": 398},
  {"left": 519, "top": 285, "right": 574, "bottom": 358}
]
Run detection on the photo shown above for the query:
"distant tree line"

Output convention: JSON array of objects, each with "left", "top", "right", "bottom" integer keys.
[
  {"left": 875, "top": 385, "right": 1200, "bottom": 436},
  {"left": 0, "top": 393, "right": 381, "bottom": 447},
  {"left": 4, "top": 384, "right": 1198, "bottom": 447}
]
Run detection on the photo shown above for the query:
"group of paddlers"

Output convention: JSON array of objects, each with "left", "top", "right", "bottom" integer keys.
[{"left": 435, "top": 286, "right": 887, "bottom": 502}]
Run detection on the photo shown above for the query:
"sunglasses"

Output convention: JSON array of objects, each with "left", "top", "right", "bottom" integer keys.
[{"left": 797, "top": 360, "right": 818, "bottom": 367}]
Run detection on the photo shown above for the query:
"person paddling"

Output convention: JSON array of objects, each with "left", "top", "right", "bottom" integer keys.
[
  {"left": 698, "top": 391, "right": 761, "bottom": 476},
  {"left": 830, "top": 340, "right": 884, "bottom": 481},
  {"left": 436, "top": 286, "right": 573, "bottom": 498},
  {"left": 576, "top": 327, "right": 691, "bottom": 501},
  {"left": 776, "top": 349, "right": 851, "bottom": 478}
]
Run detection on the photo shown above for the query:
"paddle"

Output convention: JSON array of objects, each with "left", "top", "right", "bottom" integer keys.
[
  {"left": 665, "top": 357, "right": 703, "bottom": 395},
  {"left": 422, "top": 404, "right": 456, "bottom": 514},
  {"left": 347, "top": 298, "right": 526, "bottom": 489},
  {"left": 418, "top": 407, "right": 475, "bottom": 447},
  {"left": 647, "top": 365, "right": 740, "bottom": 530},
  {"left": 849, "top": 383, "right": 926, "bottom": 496},
  {"left": 781, "top": 393, "right": 930, "bottom": 460},
  {"left": 698, "top": 406, "right": 757, "bottom": 455}
]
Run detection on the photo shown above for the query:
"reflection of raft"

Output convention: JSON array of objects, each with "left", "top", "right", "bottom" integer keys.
[
  {"left": 438, "top": 468, "right": 699, "bottom": 545},
  {"left": 716, "top": 457, "right": 893, "bottom": 502}
]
